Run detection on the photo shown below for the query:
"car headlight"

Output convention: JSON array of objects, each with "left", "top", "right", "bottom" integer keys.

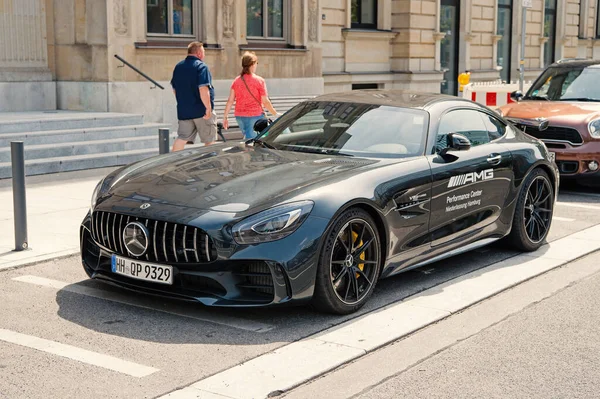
[
  {"left": 588, "top": 119, "right": 600, "bottom": 138},
  {"left": 90, "top": 179, "right": 104, "bottom": 212},
  {"left": 232, "top": 201, "right": 314, "bottom": 244}
]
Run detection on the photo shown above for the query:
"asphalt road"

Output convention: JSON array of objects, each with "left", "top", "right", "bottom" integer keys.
[
  {"left": 354, "top": 255, "right": 600, "bottom": 399},
  {"left": 0, "top": 183, "right": 599, "bottom": 399}
]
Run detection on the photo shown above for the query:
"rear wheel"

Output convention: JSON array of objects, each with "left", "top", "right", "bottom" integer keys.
[
  {"left": 507, "top": 168, "right": 554, "bottom": 251},
  {"left": 312, "top": 208, "right": 381, "bottom": 314}
]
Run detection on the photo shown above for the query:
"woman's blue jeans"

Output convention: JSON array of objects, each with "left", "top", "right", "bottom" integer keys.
[{"left": 236, "top": 115, "right": 265, "bottom": 140}]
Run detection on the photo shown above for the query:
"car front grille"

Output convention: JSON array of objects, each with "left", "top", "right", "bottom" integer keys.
[
  {"left": 517, "top": 124, "right": 583, "bottom": 145},
  {"left": 90, "top": 211, "right": 215, "bottom": 263}
]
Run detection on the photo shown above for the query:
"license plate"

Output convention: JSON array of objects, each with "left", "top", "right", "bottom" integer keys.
[
  {"left": 548, "top": 151, "right": 556, "bottom": 163},
  {"left": 111, "top": 255, "right": 173, "bottom": 285}
]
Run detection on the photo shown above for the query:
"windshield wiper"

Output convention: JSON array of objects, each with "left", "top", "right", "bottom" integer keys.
[
  {"left": 283, "top": 145, "right": 354, "bottom": 157},
  {"left": 524, "top": 95, "right": 549, "bottom": 101},
  {"left": 323, "top": 149, "right": 354, "bottom": 157},
  {"left": 558, "top": 97, "right": 600, "bottom": 102},
  {"left": 246, "top": 137, "right": 276, "bottom": 149}
]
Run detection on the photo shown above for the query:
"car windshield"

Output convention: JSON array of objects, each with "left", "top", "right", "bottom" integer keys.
[
  {"left": 525, "top": 66, "right": 600, "bottom": 101},
  {"left": 256, "top": 101, "right": 429, "bottom": 158}
]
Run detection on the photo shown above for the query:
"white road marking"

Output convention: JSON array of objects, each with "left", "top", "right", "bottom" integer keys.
[
  {"left": 556, "top": 201, "right": 600, "bottom": 210},
  {"left": 0, "top": 328, "right": 158, "bottom": 378},
  {"left": 159, "top": 224, "right": 600, "bottom": 399},
  {"left": 12, "top": 276, "right": 274, "bottom": 333},
  {"left": 560, "top": 191, "right": 600, "bottom": 199},
  {"left": 553, "top": 216, "right": 576, "bottom": 222}
]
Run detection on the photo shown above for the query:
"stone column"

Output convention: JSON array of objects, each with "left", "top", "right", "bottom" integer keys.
[{"left": 308, "top": 0, "right": 320, "bottom": 44}]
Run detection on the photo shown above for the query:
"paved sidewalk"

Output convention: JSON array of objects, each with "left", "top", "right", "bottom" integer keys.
[
  {"left": 283, "top": 251, "right": 600, "bottom": 399},
  {"left": 0, "top": 167, "right": 117, "bottom": 271}
]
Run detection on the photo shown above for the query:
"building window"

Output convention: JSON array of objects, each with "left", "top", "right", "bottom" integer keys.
[
  {"left": 147, "top": 0, "right": 194, "bottom": 36},
  {"left": 351, "top": 0, "right": 377, "bottom": 29},
  {"left": 543, "top": 0, "right": 557, "bottom": 67},
  {"left": 247, "top": 0, "right": 285, "bottom": 40},
  {"left": 440, "top": 0, "right": 460, "bottom": 95},
  {"left": 596, "top": 0, "right": 600, "bottom": 38},
  {"left": 497, "top": 0, "right": 512, "bottom": 82},
  {"left": 352, "top": 83, "right": 380, "bottom": 90}
]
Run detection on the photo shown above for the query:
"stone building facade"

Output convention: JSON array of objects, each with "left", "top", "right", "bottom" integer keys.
[{"left": 2, "top": 0, "right": 600, "bottom": 125}]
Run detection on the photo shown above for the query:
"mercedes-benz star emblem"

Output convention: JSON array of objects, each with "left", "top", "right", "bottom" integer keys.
[
  {"left": 140, "top": 203, "right": 151, "bottom": 210},
  {"left": 122, "top": 221, "right": 149, "bottom": 257}
]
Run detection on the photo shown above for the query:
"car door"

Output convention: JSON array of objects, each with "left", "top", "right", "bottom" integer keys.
[{"left": 427, "top": 108, "right": 513, "bottom": 247}]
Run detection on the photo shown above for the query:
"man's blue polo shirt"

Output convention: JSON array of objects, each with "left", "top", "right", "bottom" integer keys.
[{"left": 170, "top": 56, "right": 215, "bottom": 120}]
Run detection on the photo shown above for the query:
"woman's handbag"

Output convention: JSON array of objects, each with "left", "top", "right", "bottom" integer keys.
[{"left": 240, "top": 75, "right": 272, "bottom": 131}]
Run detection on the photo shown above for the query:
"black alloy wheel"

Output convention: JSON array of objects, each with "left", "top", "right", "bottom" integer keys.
[
  {"left": 508, "top": 168, "right": 554, "bottom": 251},
  {"left": 524, "top": 175, "right": 553, "bottom": 243},
  {"left": 312, "top": 208, "right": 381, "bottom": 314}
]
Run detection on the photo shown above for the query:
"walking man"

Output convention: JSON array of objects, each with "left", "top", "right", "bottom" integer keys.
[{"left": 170, "top": 41, "right": 217, "bottom": 151}]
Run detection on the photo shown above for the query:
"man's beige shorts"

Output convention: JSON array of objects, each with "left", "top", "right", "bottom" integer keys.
[{"left": 177, "top": 113, "right": 217, "bottom": 143}]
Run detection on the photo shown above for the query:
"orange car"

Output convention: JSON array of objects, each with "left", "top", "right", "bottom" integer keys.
[{"left": 498, "top": 59, "right": 600, "bottom": 185}]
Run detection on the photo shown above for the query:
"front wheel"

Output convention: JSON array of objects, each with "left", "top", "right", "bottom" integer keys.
[
  {"left": 507, "top": 168, "right": 554, "bottom": 251},
  {"left": 311, "top": 208, "right": 381, "bottom": 314}
]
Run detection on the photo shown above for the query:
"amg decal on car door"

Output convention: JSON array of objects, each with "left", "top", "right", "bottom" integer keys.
[{"left": 448, "top": 169, "right": 494, "bottom": 188}]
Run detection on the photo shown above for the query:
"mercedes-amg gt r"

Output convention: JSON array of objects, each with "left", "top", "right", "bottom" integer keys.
[{"left": 81, "top": 90, "right": 559, "bottom": 314}]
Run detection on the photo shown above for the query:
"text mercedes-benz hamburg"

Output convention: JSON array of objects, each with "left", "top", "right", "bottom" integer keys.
[
  {"left": 81, "top": 90, "right": 558, "bottom": 314},
  {"left": 498, "top": 60, "right": 600, "bottom": 186}
]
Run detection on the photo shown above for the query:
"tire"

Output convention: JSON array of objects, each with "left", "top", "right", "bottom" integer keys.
[
  {"left": 311, "top": 208, "right": 382, "bottom": 314},
  {"left": 507, "top": 168, "right": 554, "bottom": 252}
]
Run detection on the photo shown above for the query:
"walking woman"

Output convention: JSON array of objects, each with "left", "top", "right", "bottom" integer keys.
[{"left": 222, "top": 51, "right": 279, "bottom": 139}]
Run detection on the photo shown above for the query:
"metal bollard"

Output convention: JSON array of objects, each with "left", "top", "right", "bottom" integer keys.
[
  {"left": 217, "top": 122, "right": 227, "bottom": 142},
  {"left": 158, "top": 128, "right": 170, "bottom": 154},
  {"left": 11, "top": 142, "right": 28, "bottom": 251}
]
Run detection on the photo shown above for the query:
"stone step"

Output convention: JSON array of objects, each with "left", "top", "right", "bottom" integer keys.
[
  {"left": 0, "top": 123, "right": 167, "bottom": 147},
  {"left": 0, "top": 148, "right": 162, "bottom": 179},
  {"left": 0, "top": 135, "right": 168, "bottom": 163},
  {"left": 0, "top": 112, "right": 144, "bottom": 134}
]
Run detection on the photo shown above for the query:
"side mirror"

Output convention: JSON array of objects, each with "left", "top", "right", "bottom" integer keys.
[
  {"left": 510, "top": 90, "right": 524, "bottom": 102},
  {"left": 440, "top": 133, "right": 471, "bottom": 156}
]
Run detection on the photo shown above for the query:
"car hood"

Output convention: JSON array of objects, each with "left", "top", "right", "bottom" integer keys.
[
  {"left": 102, "top": 143, "right": 381, "bottom": 214},
  {"left": 500, "top": 100, "right": 600, "bottom": 125}
]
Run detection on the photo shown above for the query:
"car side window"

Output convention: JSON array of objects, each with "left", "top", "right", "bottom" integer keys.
[
  {"left": 480, "top": 113, "right": 506, "bottom": 141},
  {"left": 437, "top": 109, "right": 490, "bottom": 152}
]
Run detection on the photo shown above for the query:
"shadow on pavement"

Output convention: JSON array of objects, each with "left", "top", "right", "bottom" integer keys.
[{"left": 54, "top": 245, "right": 519, "bottom": 345}]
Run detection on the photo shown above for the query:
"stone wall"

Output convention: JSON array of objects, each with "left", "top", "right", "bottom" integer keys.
[{"left": 5, "top": 0, "right": 600, "bottom": 113}]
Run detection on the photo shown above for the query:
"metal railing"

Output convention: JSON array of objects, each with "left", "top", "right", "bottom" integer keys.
[{"left": 114, "top": 54, "right": 165, "bottom": 90}]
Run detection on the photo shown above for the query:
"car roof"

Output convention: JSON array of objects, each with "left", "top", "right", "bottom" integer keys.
[
  {"left": 310, "top": 89, "right": 474, "bottom": 109},
  {"left": 549, "top": 59, "right": 600, "bottom": 68}
]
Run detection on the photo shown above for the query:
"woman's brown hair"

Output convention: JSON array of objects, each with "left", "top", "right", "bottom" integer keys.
[{"left": 240, "top": 51, "right": 258, "bottom": 76}]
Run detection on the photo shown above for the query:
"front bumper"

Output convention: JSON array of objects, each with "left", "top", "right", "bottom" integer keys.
[
  {"left": 80, "top": 211, "right": 327, "bottom": 307},
  {"left": 546, "top": 140, "right": 600, "bottom": 179}
]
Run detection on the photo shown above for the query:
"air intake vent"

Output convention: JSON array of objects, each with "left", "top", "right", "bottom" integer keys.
[{"left": 518, "top": 125, "right": 583, "bottom": 145}]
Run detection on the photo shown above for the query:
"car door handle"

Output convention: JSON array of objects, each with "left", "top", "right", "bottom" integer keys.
[{"left": 487, "top": 154, "right": 502, "bottom": 165}]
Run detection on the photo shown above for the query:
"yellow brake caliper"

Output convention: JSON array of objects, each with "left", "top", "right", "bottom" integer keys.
[{"left": 352, "top": 230, "right": 365, "bottom": 278}]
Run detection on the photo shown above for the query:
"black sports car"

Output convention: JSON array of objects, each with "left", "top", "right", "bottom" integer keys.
[{"left": 80, "top": 90, "right": 559, "bottom": 314}]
